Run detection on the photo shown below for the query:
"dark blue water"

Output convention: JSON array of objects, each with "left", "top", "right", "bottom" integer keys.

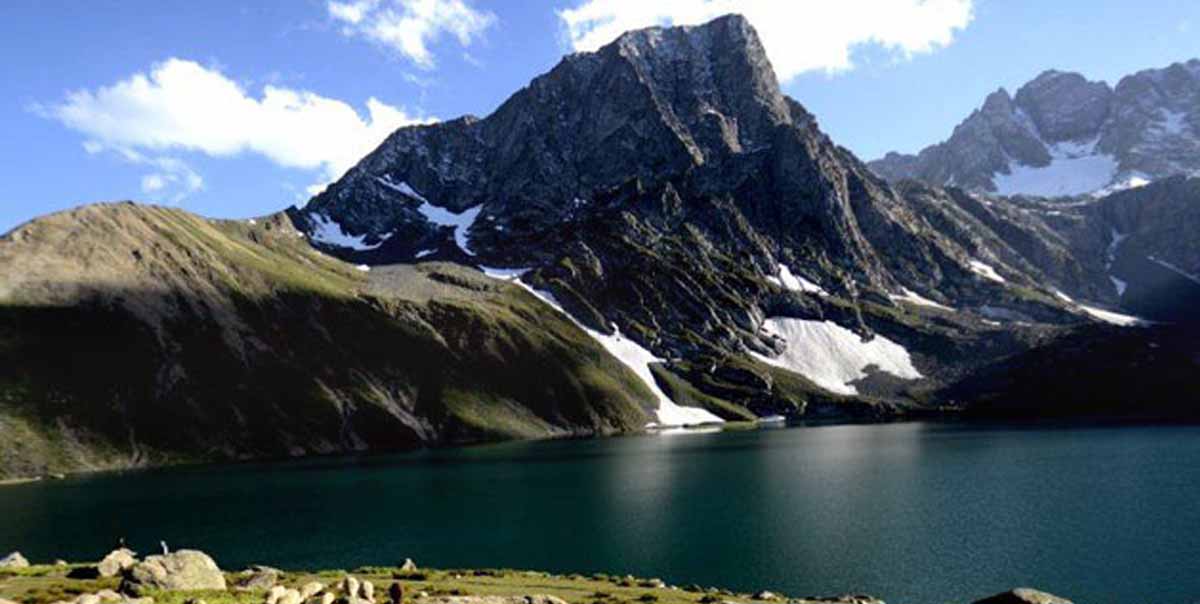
[{"left": 3, "top": 422, "right": 1200, "bottom": 604}]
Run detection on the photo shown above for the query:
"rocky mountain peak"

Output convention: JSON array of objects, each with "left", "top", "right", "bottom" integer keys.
[
  {"left": 298, "top": 13, "right": 809, "bottom": 262},
  {"left": 1012, "top": 70, "right": 1112, "bottom": 142},
  {"left": 870, "top": 59, "right": 1200, "bottom": 196}
]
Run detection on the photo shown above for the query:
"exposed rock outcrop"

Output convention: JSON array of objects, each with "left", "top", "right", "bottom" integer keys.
[{"left": 120, "top": 550, "right": 226, "bottom": 595}]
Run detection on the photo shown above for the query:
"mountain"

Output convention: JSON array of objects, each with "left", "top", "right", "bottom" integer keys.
[
  {"left": 0, "top": 204, "right": 661, "bottom": 478},
  {"left": 3, "top": 15, "right": 1199, "bottom": 478},
  {"left": 870, "top": 61, "right": 1200, "bottom": 196}
]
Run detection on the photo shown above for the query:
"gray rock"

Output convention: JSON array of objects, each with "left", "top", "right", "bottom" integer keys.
[
  {"left": 300, "top": 582, "right": 326, "bottom": 600},
  {"left": 0, "top": 551, "right": 30, "bottom": 568},
  {"left": 399, "top": 559, "right": 418, "bottom": 573},
  {"left": 95, "top": 590, "right": 123, "bottom": 602},
  {"left": 98, "top": 548, "right": 138, "bottom": 578},
  {"left": 359, "top": 580, "right": 375, "bottom": 602},
  {"left": 235, "top": 566, "right": 281, "bottom": 591},
  {"left": 120, "top": 550, "right": 226, "bottom": 595},
  {"left": 972, "top": 589, "right": 1074, "bottom": 604},
  {"left": 277, "top": 590, "right": 302, "bottom": 604},
  {"left": 266, "top": 586, "right": 290, "bottom": 604}
]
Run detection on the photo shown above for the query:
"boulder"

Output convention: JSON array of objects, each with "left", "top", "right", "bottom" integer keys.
[
  {"left": 399, "top": 559, "right": 418, "bottom": 573},
  {"left": 360, "top": 580, "right": 375, "bottom": 602},
  {"left": 235, "top": 566, "right": 281, "bottom": 591},
  {"left": 278, "top": 590, "right": 302, "bottom": 604},
  {"left": 300, "top": 582, "right": 325, "bottom": 600},
  {"left": 95, "top": 590, "right": 124, "bottom": 602},
  {"left": 266, "top": 586, "right": 289, "bottom": 604},
  {"left": 120, "top": 550, "right": 226, "bottom": 595},
  {"left": 344, "top": 577, "right": 361, "bottom": 598},
  {"left": 973, "top": 589, "right": 1073, "bottom": 604},
  {"left": 98, "top": 549, "right": 138, "bottom": 578},
  {"left": 0, "top": 552, "right": 30, "bottom": 568},
  {"left": 752, "top": 592, "right": 779, "bottom": 601},
  {"left": 0, "top": 598, "right": 19, "bottom": 604},
  {"left": 319, "top": 594, "right": 335, "bottom": 604},
  {"left": 76, "top": 595, "right": 101, "bottom": 604}
]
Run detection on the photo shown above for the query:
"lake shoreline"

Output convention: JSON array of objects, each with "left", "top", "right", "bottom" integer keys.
[
  {"left": 0, "top": 555, "right": 1073, "bottom": 604},
  {"left": 7, "top": 411, "right": 1199, "bottom": 488}
]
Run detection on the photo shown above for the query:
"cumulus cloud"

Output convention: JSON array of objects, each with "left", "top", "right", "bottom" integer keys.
[
  {"left": 38, "top": 58, "right": 432, "bottom": 198},
  {"left": 558, "top": 0, "right": 974, "bottom": 81},
  {"left": 328, "top": 0, "right": 496, "bottom": 69}
]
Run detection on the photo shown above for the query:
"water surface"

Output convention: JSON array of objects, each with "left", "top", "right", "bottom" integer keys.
[{"left": 3, "top": 422, "right": 1199, "bottom": 604}]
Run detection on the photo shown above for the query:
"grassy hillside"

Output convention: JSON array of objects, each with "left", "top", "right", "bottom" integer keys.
[{"left": 0, "top": 203, "right": 654, "bottom": 479}]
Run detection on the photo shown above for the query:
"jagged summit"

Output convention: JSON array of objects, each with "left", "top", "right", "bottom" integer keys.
[
  {"left": 870, "top": 59, "right": 1200, "bottom": 196},
  {"left": 295, "top": 13, "right": 803, "bottom": 260}
]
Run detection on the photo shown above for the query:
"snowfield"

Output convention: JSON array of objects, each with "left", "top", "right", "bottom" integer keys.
[
  {"left": 752, "top": 318, "right": 922, "bottom": 396},
  {"left": 307, "top": 212, "right": 391, "bottom": 250},
  {"left": 485, "top": 275, "right": 723, "bottom": 427},
  {"left": 993, "top": 137, "right": 1119, "bottom": 197}
]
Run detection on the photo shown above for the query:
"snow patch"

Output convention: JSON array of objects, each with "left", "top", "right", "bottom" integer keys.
[
  {"left": 417, "top": 202, "right": 482, "bottom": 255},
  {"left": 752, "top": 318, "right": 922, "bottom": 396},
  {"left": 1149, "top": 256, "right": 1200, "bottom": 286},
  {"left": 1055, "top": 289, "right": 1143, "bottom": 326},
  {"left": 890, "top": 288, "right": 953, "bottom": 311},
  {"left": 1077, "top": 304, "right": 1143, "bottom": 326},
  {"left": 766, "top": 264, "right": 826, "bottom": 295},
  {"left": 968, "top": 259, "right": 1007, "bottom": 283},
  {"left": 1110, "top": 276, "right": 1128, "bottom": 297},
  {"left": 479, "top": 266, "right": 531, "bottom": 281},
  {"left": 376, "top": 175, "right": 428, "bottom": 203},
  {"left": 414, "top": 249, "right": 436, "bottom": 258},
  {"left": 507, "top": 280, "right": 723, "bottom": 427},
  {"left": 1156, "top": 109, "right": 1189, "bottom": 136},
  {"left": 377, "top": 177, "right": 483, "bottom": 255},
  {"left": 1093, "top": 174, "right": 1151, "bottom": 198},
  {"left": 994, "top": 137, "right": 1119, "bottom": 197},
  {"left": 355, "top": 264, "right": 370, "bottom": 272},
  {"left": 307, "top": 212, "right": 391, "bottom": 251}
]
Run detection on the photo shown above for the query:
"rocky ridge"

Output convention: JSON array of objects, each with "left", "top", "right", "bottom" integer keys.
[{"left": 870, "top": 60, "right": 1200, "bottom": 196}]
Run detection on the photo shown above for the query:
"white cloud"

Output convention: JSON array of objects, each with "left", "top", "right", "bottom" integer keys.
[
  {"left": 39, "top": 58, "right": 432, "bottom": 196},
  {"left": 140, "top": 173, "right": 166, "bottom": 193},
  {"left": 328, "top": 0, "right": 496, "bottom": 69},
  {"left": 111, "top": 147, "right": 204, "bottom": 205},
  {"left": 557, "top": 0, "right": 974, "bottom": 81}
]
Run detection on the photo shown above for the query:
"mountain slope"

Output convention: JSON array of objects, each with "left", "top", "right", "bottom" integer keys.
[
  {"left": 0, "top": 203, "right": 666, "bottom": 479},
  {"left": 870, "top": 60, "right": 1200, "bottom": 196}
]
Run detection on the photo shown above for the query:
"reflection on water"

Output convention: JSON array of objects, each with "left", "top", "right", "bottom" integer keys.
[{"left": 2, "top": 422, "right": 1199, "bottom": 604}]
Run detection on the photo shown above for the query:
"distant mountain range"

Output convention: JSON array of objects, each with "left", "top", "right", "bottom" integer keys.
[
  {"left": 3, "top": 15, "right": 1199, "bottom": 479},
  {"left": 870, "top": 61, "right": 1200, "bottom": 196}
]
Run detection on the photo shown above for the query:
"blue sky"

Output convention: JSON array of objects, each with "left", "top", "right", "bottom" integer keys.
[{"left": 2, "top": 0, "right": 1199, "bottom": 232}]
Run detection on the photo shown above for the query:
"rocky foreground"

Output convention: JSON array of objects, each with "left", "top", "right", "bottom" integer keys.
[{"left": 0, "top": 548, "right": 1073, "bottom": 604}]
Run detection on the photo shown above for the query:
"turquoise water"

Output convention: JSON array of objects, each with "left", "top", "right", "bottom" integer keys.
[{"left": 3, "top": 422, "right": 1200, "bottom": 604}]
